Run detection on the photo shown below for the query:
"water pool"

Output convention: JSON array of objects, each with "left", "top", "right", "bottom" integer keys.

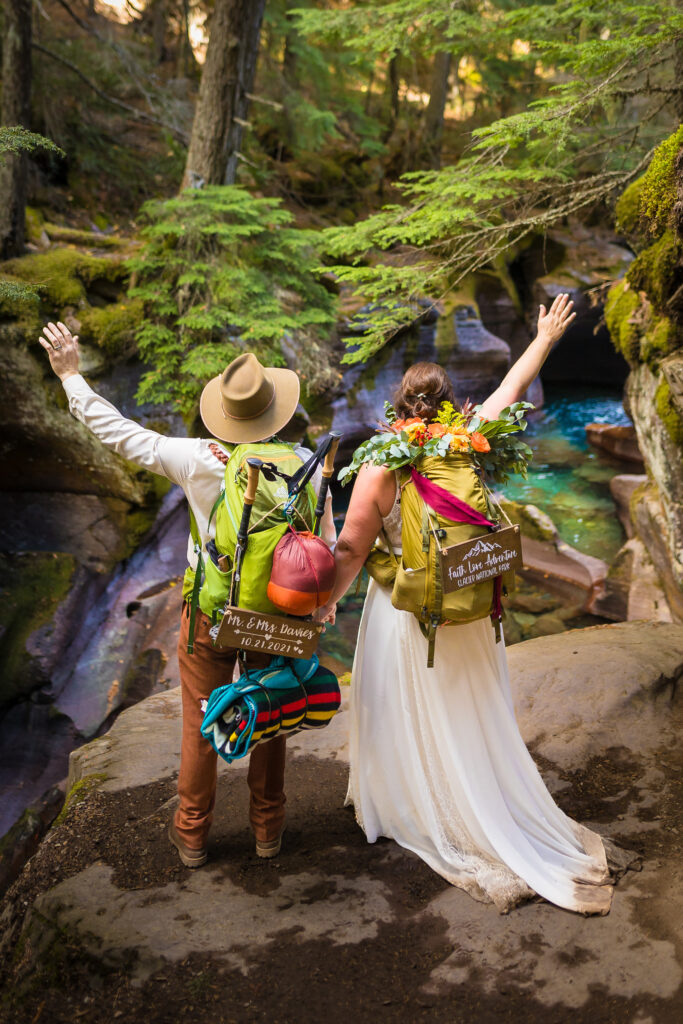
[{"left": 501, "top": 386, "right": 631, "bottom": 562}]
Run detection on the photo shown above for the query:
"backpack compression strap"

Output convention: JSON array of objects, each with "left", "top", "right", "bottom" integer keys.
[{"left": 186, "top": 487, "right": 230, "bottom": 654}]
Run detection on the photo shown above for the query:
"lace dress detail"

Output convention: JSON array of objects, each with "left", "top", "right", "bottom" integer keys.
[{"left": 345, "top": 476, "right": 614, "bottom": 915}]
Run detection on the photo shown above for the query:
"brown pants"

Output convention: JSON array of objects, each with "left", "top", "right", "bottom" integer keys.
[{"left": 174, "top": 605, "right": 286, "bottom": 850}]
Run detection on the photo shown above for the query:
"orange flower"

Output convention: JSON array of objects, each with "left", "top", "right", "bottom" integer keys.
[
  {"left": 426, "top": 422, "right": 448, "bottom": 438},
  {"left": 392, "top": 416, "right": 424, "bottom": 434},
  {"left": 470, "top": 431, "right": 491, "bottom": 453},
  {"left": 449, "top": 431, "right": 470, "bottom": 451}
]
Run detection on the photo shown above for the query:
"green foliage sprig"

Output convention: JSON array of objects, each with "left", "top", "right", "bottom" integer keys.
[
  {"left": 0, "top": 126, "right": 65, "bottom": 159},
  {"left": 338, "top": 401, "right": 534, "bottom": 485},
  {"left": 127, "top": 185, "right": 338, "bottom": 416}
]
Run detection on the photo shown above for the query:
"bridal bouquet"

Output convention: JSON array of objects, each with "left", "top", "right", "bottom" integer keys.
[{"left": 338, "top": 400, "right": 534, "bottom": 486}]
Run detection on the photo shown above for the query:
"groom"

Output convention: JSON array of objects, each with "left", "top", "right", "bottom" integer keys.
[{"left": 39, "top": 322, "right": 336, "bottom": 867}]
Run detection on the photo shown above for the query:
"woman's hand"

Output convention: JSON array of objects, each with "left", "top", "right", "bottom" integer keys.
[
  {"left": 479, "top": 292, "right": 577, "bottom": 419},
  {"left": 315, "top": 603, "right": 337, "bottom": 626},
  {"left": 536, "top": 292, "right": 576, "bottom": 346},
  {"left": 38, "top": 321, "right": 80, "bottom": 381}
]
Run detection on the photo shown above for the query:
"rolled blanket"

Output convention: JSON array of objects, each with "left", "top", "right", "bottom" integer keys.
[{"left": 200, "top": 654, "right": 340, "bottom": 763}]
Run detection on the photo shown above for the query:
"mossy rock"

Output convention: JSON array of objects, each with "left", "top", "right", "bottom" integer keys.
[
  {"left": 639, "top": 314, "right": 680, "bottom": 366},
  {"left": 496, "top": 497, "right": 556, "bottom": 542},
  {"left": 24, "top": 206, "right": 45, "bottom": 245},
  {"left": 52, "top": 773, "right": 107, "bottom": 828},
  {"left": 615, "top": 175, "right": 646, "bottom": 241},
  {"left": 655, "top": 376, "right": 683, "bottom": 447},
  {"left": 638, "top": 126, "right": 683, "bottom": 238},
  {"left": 433, "top": 281, "right": 479, "bottom": 360},
  {"left": 626, "top": 230, "right": 681, "bottom": 312},
  {"left": 615, "top": 128, "right": 683, "bottom": 244},
  {"left": 604, "top": 278, "right": 641, "bottom": 364},
  {"left": 79, "top": 297, "right": 144, "bottom": 357},
  {"left": 0, "top": 551, "right": 77, "bottom": 707},
  {"left": 0, "top": 248, "right": 127, "bottom": 313},
  {"left": 0, "top": 275, "right": 44, "bottom": 337},
  {"left": 43, "top": 224, "right": 126, "bottom": 249}
]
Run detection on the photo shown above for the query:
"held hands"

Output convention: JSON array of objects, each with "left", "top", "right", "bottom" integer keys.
[
  {"left": 536, "top": 293, "right": 576, "bottom": 346},
  {"left": 315, "top": 603, "right": 337, "bottom": 626},
  {"left": 38, "top": 322, "right": 80, "bottom": 381}
]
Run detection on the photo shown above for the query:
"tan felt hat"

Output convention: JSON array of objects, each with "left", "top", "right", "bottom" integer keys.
[{"left": 200, "top": 352, "right": 300, "bottom": 444}]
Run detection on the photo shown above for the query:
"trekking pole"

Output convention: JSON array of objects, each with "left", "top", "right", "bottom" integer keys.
[
  {"left": 313, "top": 432, "right": 341, "bottom": 536},
  {"left": 229, "top": 458, "right": 262, "bottom": 608}
]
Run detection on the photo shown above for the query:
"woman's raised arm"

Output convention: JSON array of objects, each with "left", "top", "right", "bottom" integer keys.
[{"left": 479, "top": 293, "right": 576, "bottom": 420}]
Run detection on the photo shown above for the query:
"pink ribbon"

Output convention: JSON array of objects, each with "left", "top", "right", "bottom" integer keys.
[{"left": 410, "top": 468, "right": 503, "bottom": 619}]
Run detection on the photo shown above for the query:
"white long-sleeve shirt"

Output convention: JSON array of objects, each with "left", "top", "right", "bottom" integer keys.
[{"left": 63, "top": 374, "right": 335, "bottom": 568}]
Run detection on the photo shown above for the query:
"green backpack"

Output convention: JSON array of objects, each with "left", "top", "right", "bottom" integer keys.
[
  {"left": 366, "top": 453, "right": 514, "bottom": 666},
  {"left": 183, "top": 441, "right": 316, "bottom": 651}
]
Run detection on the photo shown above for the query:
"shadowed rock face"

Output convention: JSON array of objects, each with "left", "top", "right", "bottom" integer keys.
[
  {"left": 0, "top": 333, "right": 187, "bottom": 839},
  {"left": 0, "top": 346, "right": 149, "bottom": 571},
  {"left": 0, "top": 488, "right": 188, "bottom": 841},
  {"left": 627, "top": 360, "right": 683, "bottom": 618},
  {"left": 1, "top": 622, "right": 681, "bottom": 1022},
  {"left": 331, "top": 311, "right": 511, "bottom": 464},
  {"left": 477, "top": 225, "right": 633, "bottom": 391}
]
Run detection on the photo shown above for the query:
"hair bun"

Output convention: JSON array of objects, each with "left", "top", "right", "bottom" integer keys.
[{"left": 393, "top": 362, "right": 456, "bottom": 423}]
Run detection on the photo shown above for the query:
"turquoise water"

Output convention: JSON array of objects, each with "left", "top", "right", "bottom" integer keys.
[{"left": 502, "top": 386, "right": 631, "bottom": 561}]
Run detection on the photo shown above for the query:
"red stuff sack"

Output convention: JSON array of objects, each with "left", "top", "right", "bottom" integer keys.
[{"left": 267, "top": 528, "right": 336, "bottom": 616}]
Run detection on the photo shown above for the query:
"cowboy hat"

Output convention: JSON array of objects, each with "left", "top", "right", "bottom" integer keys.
[{"left": 200, "top": 352, "right": 300, "bottom": 444}]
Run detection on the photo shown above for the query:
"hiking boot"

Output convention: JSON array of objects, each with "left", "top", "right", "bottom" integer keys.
[
  {"left": 255, "top": 831, "right": 283, "bottom": 859},
  {"left": 168, "top": 819, "right": 208, "bottom": 868}
]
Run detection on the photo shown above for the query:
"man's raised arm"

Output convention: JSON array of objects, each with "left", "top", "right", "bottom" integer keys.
[{"left": 39, "top": 321, "right": 196, "bottom": 484}]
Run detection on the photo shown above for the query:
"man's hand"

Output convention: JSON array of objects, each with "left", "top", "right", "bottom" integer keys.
[
  {"left": 536, "top": 292, "right": 576, "bottom": 346},
  {"left": 38, "top": 322, "right": 80, "bottom": 381}
]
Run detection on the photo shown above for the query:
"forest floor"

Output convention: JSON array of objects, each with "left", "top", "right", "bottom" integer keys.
[{"left": 1, "top": 671, "right": 682, "bottom": 1024}]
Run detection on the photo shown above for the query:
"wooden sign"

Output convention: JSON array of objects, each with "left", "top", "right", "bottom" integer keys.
[
  {"left": 440, "top": 526, "right": 523, "bottom": 594},
  {"left": 213, "top": 606, "right": 323, "bottom": 660}
]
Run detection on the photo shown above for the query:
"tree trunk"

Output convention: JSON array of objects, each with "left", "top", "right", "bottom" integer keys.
[
  {"left": 176, "top": 0, "right": 195, "bottom": 78},
  {"left": 181, "top": 0, "right": 266, "bottom": 189},
  {"left": 674, "top": 37, "right": 683, "bottom": 125},
  {"left": 384, "top": 55, "right": 400, "bottom": 135},
  {"left": 151, "top": 0, "right": 166, "bottom": 65},
  {"left": 420, "top": 50, "right": 452, "bottom": 169},
  {"left": 282, "top": 19, "right": 298, "bottom": 87},
  {"left": 0, "top": 0, "right": 32, "bottom": 259}
]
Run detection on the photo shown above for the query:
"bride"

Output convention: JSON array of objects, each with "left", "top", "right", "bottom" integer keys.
[{"left": 319, "top": 293, "right": 615, "bottom": 915}]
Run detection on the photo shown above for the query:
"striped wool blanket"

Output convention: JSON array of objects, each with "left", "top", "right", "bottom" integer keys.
[{"left": 200, "top": 654, "right": 340, "bottom": 763}]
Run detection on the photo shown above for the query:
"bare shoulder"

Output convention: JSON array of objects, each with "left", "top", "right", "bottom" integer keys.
[{"left": 356, "top": 463, "right": 397, "bottom": 516}]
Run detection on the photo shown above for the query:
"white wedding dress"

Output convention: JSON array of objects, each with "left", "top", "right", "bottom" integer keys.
[{"left": 345, "top": 485, "right": 614, "bottom": 914}]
